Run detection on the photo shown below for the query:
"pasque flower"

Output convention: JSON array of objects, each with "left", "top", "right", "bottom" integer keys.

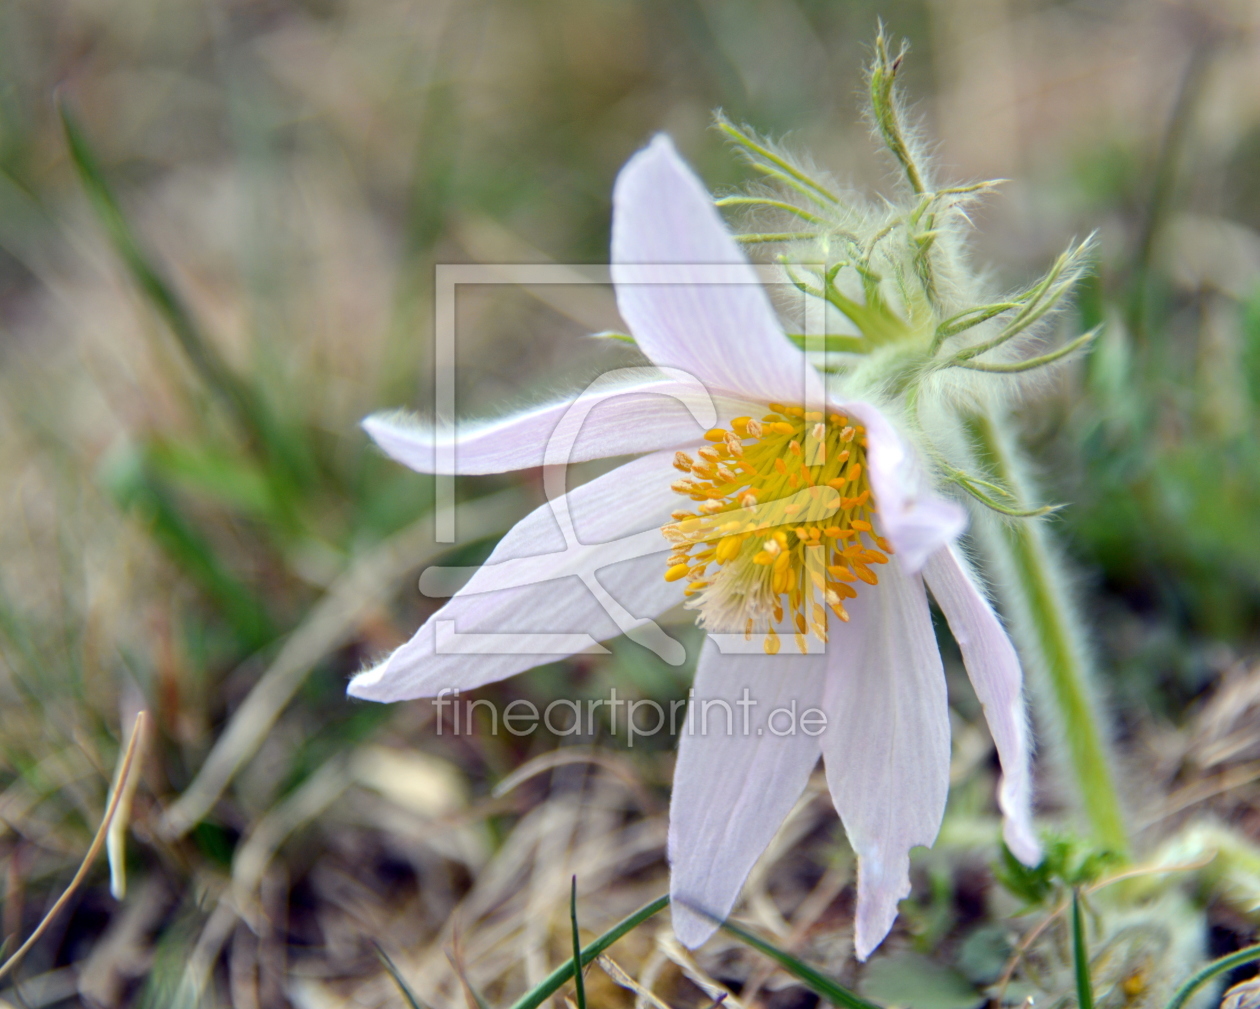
[{"left": 348, "top": 132, "right": 1042, "bottom": 960}]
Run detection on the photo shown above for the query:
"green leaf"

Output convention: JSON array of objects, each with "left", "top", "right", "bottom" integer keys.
[
  {"left": 1072, "top": 889, "right": 1095, "bottom": 1009},
  {"left": 868, "top": 29, "right": 925, "bottom": 195},
  {"left": 506, "top": 894, "right": 668, "bottom": 1009},
  {"left": 60, "top": 102, "right": 313, "bottom": 503},
  {"left": 696, "top": 908, "right": 882, "bottom": 1009},
  {"left": 100, "top": 444, "right": 275, "bottom": 650},
  {"left": 570, "top": 877, "right": 586, "bottom": 1009},
  {"left": 715, "top": 116, "right": 840, "bottom": 208},
  {"left": 375, "top": 944, "right": 430, "bottom": 1009},
  {"left": 144, "top": 440, "right": 275, "bottom": 518},
  {"left": 1164, "top": 943, "right": 1260, "bottom": 1009}
]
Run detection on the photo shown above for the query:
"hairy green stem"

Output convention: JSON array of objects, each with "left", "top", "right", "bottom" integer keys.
[{"left": 965, "top": 411, "right": 1130, "bottom": 855}]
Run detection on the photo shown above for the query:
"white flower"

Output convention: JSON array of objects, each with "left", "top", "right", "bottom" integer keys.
[{"left": 348, "top": 135, "right": 1040, "bottom": 960}]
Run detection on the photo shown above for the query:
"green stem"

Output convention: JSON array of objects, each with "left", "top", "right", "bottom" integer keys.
[{"left": 966, "top": 411, "right": 1130, "bottom": 855}]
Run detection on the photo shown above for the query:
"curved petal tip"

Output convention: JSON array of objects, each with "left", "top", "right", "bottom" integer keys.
[
  {"left": 346, "top": 657, "right": 393, "bottom": 702},
  {"left": 853, "top": 850, "right": 913, "bottom": 961}
]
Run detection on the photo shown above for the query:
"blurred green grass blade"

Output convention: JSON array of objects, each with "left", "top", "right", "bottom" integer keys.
[
  {"left": 1164, "top": 942, "right": 1260, "bottom": 1009},
  {"left": 570, "top": 877, "right": 586, "bottom": 1009},
  {"left": 103, "top": 444, "right": 275, "bottom": 650},
  {"left": 507, "top": 894, "right": 669, "bottom": 1009},
  {"left": 704, "top": 910, "right": 883, "bottom": 1009},
  {"left": 375, "top": 944, "right": 430, "bottom": 1009},
  {"left": 59, "top": 103, "right": 313, "bottom": 501},
  {"left": 1072, "top": 889, "right": 1094, "bottom": 1009},
  {"left": 145, "top": 439, "right": 280, "bottom": 522}
]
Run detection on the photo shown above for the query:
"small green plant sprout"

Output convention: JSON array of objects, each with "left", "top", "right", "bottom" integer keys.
[{"left": 996, "top": 836, "right": 1125, "bottom": 911}]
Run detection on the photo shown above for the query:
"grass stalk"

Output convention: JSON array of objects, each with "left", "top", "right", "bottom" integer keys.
[
  {"left": 506, "top": 894, "right": 668, "bottom": 1009},
  {"left": 0, "top": 712, "right": 148, "bottom": 983}
]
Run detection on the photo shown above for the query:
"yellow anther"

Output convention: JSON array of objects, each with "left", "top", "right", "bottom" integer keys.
[
  {"left": 665, "top": 564, "right": 691, "bottom": 582},
  {"left": 663, "top": 400, "right": 879, "bottom": 643},
  {"left": 716, "top": 535, "right": 744, "bottom": 563},
  {"left": 764, "top": 628, "right": 781, "bottom": 655},
  {"left": 745, "top": 618, "right": 754, "bottom": 640},
  {"left": 795, "top": 633, "right": 808, "bottom": 655}
]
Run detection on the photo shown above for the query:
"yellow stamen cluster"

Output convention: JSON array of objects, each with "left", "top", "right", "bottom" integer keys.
[{"left": 662, "top": 405, "right": 892, "bottom": 655}]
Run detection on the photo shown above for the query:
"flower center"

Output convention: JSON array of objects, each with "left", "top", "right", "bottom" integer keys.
[{"left": 662, "top": 404, "right": 891, "bottom": 655}]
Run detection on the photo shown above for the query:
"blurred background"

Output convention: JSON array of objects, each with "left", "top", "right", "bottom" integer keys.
[{"left": 3, "top": 0, "right": 1260, "bottom": 1005}]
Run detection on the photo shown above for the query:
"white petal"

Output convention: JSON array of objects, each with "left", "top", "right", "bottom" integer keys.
[
  {"left": 347, "top": 451, "right": 686, "bottom": 701},
  {"left": 820, "top": 558, "right": 950, "bottom": 960},
  {"left": 365, "top": 369, "right": 751, "bottom": 475},
  {"left": 923, "top": 545, "right": 1040, "bottom": 865},
  {"left": 840, "top": 400, "right": 967, "bottom": 571},
  {"left": 612, "top": 135, "right": 824, "bottom": 407},
  {"left": 669, "top": 637, "right": 825, "bottom": 948}
]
